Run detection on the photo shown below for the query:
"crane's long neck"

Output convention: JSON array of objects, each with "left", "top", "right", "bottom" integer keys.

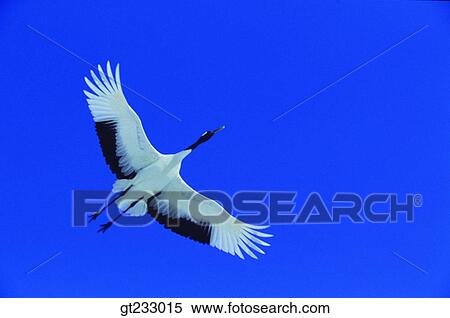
[
  {"left": 183, "top": 126, "right": 224, "bottom": 151},
  {"left": 185, "top": 138, "right": 205, "bottom": 151}
]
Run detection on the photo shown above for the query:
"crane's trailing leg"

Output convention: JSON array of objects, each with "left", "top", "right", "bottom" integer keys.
[
  {"left": 97, "top": 211, "right": 123, "bottom": 233},
  {"left": 89, "top": 186, "right": 132, "bottom": 223},
  {"left": 98, "top": 192, "right": 161, "bottom": 233}
]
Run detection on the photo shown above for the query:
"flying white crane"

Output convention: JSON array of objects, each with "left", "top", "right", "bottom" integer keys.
[{"left": 83, "top": 62, "right": 272, "bottom": 259}]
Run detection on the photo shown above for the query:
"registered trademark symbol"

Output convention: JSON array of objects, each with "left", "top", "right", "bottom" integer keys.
[{"left": 413, "top": 194, "right": 423, "bottom": 207}]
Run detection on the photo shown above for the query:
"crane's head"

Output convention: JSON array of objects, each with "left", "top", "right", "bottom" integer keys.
[{"left": 185, "top": 125, "right": 225, "bottom": 151}]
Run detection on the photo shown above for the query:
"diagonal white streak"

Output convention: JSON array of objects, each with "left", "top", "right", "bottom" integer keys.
[
  {"left": 26, "top": 24, "right": 182, "bottom": 122},
  {"left": 392, "top": 251, "right": 429, "bottom": 275},
  {"left": 26, "top": 251, "right": 63, "bottom": 275},
  {"left": 273, "top": 25, "right": 429, "bottom": 122}
]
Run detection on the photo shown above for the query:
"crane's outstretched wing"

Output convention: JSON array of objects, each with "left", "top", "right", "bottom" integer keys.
[
  {"left": 147, "top": 176, "right": 272, "bottom": 259},
  {"left": 84, "top": 62, "right": 161, "bottom": 179}
]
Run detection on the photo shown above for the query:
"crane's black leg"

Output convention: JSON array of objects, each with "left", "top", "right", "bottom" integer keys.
[
  {"left": 97, "top": 191, "right": 162, "bottom": 233},
  {"left": 97, "top": 194, "right": 148, "bottom": 233},
  {"left": 89, "top": 186, "right": 132, "bottom": 223},
  {"left": 97, "top": 212, "right": 123, "bottom": 233}
]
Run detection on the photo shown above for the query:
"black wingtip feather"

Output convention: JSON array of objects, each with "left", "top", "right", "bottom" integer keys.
[{"left": 95, "top": 121, "right": 136, "bottom": 179}]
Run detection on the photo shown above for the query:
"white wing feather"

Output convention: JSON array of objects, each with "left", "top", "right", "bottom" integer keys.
[
  {"left": 84, "top": 61, "right": 161, "bottom": 177},
  {"left": 159, "top": 176, "right": 272, "bottom": 259}
]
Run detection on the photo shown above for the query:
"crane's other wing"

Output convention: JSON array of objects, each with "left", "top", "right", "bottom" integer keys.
[
  {"left": 147, "top": 176, "right": 272, "bottom": 259},
  {"left": 84, "top": 61, "right": 161, "bottom": 179}
]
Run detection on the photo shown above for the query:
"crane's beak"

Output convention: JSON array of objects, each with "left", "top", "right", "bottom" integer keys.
[{"left": 212, "top": 125, "right": 225, "bottom": 134}]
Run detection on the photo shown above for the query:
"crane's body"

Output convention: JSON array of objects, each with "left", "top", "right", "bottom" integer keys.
[
  {"left": 124, "top": 151, "right": 189, "bottom": 195},
  {"left": 84, "top": 62, "right": 271, "bottom": 259}
]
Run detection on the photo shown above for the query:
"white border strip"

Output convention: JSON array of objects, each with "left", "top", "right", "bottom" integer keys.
[{"left": 1, "top": 298, "right": 449, "bottom": 318}]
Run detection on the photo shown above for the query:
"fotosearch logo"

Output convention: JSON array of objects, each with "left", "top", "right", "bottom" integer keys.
[{"left": 72, "top": 191, "right": 422, "bottom": 227}]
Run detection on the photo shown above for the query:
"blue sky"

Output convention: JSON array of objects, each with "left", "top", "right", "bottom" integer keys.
[{"left": 0, "top": 0, "right": 449, "bottom": 297}]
